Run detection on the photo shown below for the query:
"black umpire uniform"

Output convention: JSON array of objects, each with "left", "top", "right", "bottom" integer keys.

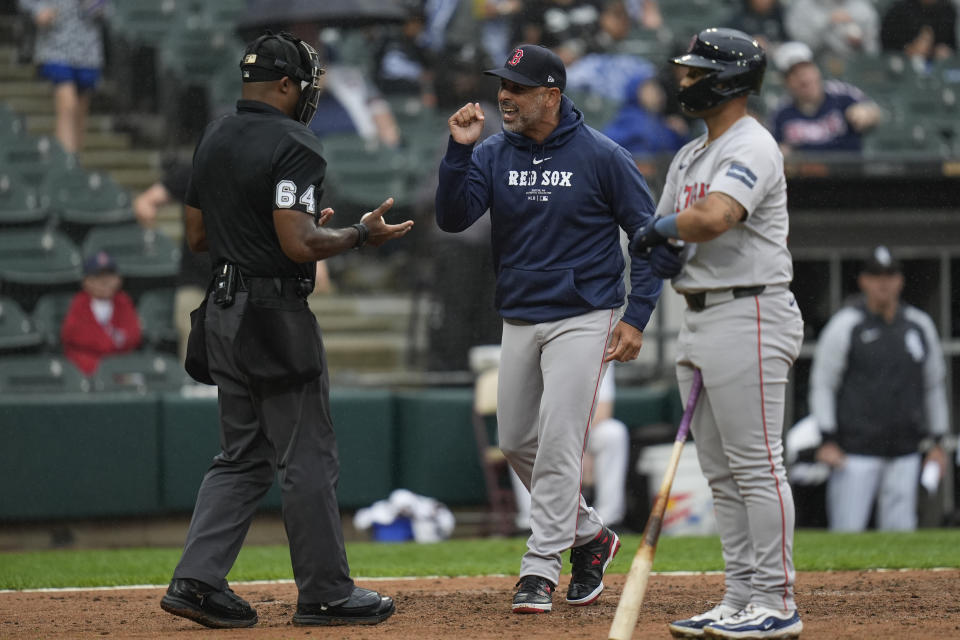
[{"left": 160, "top": 32, "right": 401, "bottom": 630}]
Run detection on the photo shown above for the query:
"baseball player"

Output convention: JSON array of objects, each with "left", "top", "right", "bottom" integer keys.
[
  {"left": 632, "top": 29, "right": 805, "bottom": 639},
  {"left": 436, "top": 44, "right": 666, "bottom": 613}
]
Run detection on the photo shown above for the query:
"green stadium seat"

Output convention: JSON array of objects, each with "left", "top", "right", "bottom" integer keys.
[
  {"left": 864, "top": 120, "right": 945, "bottom": 158},
  {"left": 178, "top": 0, "right": 248, "bottom": 25},
  {"left": 91, "top": 351, "right": 188, "bottom": 393},
  {"left": 82, "top": 224, "right": 180, "bottom": 280},
  {"left": 108, "top": 0, "right": 182, "bottom": 47},
  {"left": 0, "top": 103, "right": 26, "bottom": 140},
  {"left": 137, "top": 288, "right": 179, "bottom": 349},
  {"left": 0, "top": 354, "right": 89, "bottom": 394},
  {"left": 0, "top": 170, "right": 50, "bottom": 227},
  {"left": 0, "top": 295, "right": 43, "bottom": 353},
  {"left": 31, "top": 291, "right": 76, "bottom": 350},
  {"left": 566, "top": 91, "right": 621, "bottom": 129},
  {"left": 0, "top": 229, "right": 82, "bottom": 307},
  {"left": 0, "top": 133, "right": 74, "bottom": 185},
  {"left": 157, "top": 25, "right": 244, "bottom": 87},
  {"left": 43, "top": 166, "right": 134, "bottom": 227},
  {"left": 323, "top": 138, "right": 413, "bottom": 216}
]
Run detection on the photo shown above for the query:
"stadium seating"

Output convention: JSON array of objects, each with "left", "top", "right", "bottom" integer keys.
[
  {"left": 91, "top": 351, "right": 189, "bottom": 393},
  {"left": 0, "top": 354, "right": 89, "bottom": 394},
  {"left": 30, "top": 291, "right": 75, "bottom": 350},
  {"left": 108, "top": 0, "right": 182, "bottom": 47},
  {"left": 0, "top": 295, "right": 43, "bottom": 353},
  {"left": 0, "top": 102, "right": 26, "bottom": 140},
  {"left": 321, "top": 134, "right": 415, "bottom": 218},
  {"left": 0, "top": 170, "right": 49, "bottom": 227},
  {"left": 0, "top": 228, "right": 82, "bottom": 309},
  {"left": 0, "top": 132, "right": 74, "bottom": 185},
  {"left": 137, "top": 287, "right": 179, "bottom": 351},
  {"left": 43, "top": 165, "right": 134, "bottom": 229},
  {"left": 81, "top": 224, "right": 180, "bottom": 280}
]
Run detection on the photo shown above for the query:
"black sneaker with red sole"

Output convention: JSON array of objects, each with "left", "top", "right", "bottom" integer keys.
[
  {"left": 566, "top": 526, "right": 621, "bottom": 605},
  {"left": 512, "top": 575, "right": 556, "bottom": 613}
]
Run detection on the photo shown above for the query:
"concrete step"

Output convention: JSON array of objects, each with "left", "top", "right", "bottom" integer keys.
[
  {"left": 0, "top": 45, "right": 17, "bottom": 66},
  {"left": 0, "top": 81, "right": 50, "bottom": 99},
  {"left": 77, "top": 148, "right": 162, "bottom": 171},
  {"left": 26, "top": 113, "right": 115, "bottom": 134},
  {"left": 322, "top": 333, "right": 407, "bottom": 372},
  {"left": 0, "top": 65, "right": 35, "bottom": 81},
  {"left": 2, "top": 94, "right": 53, "bottom": 114},
  {"left": 307, "top": 294, "right": 413, "bottom": 317},
  {"left": 316, "top": 314, "right": 405, "bottom": 333},
  {"left": 104, "top": 166, "right": 163, "bottom": 192},
  {"left": 83, "top": 130, "right": 134, "bottom": 151}
]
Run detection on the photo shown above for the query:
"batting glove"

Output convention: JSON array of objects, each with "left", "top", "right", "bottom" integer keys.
[
  {"left": 630, "top": 220, "right": 668, "bottom": 255},
  {"left": 648, "top": 244, "right": 684, "bottom": 279}
]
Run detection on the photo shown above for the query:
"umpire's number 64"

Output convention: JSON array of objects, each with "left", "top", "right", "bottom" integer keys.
[{"left": 276, "top": 180, "right": 317, "bottom": 214}]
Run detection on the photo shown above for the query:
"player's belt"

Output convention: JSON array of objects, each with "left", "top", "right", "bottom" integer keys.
[
  {"left": 240, "top": 275, "right": 313, "bottom": 299},
  {"left": 683, "top": 285, "right": 766, "bottom": 312}
]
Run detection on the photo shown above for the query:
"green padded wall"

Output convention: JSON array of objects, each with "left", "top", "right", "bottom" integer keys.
[
  {"left": 0, "top": 385, "right": 675, "bottom": 520},
  {"left": 0, "top": 393, "right": 160, "bottom": 519},
  {"left": 393, "top": 389, "right": 486, "bottom": 505},
  {"left": 158, "top": 388, "right": 394, "bottom": 513},
  {"left": 328, "top": 388, "right": 395, "bottom": 509}
]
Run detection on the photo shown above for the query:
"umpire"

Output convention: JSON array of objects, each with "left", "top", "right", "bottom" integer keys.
[{"left": 159, "top": 32, "right": 412, "bottom": 629}]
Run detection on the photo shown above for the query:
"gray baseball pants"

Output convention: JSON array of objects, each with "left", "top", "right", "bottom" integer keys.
[
  {"left": 497, "top": 308, "right": 617, "bottom": 585},
  {"left": 675, "top": 287, "right": 803, "bottom": 612}
]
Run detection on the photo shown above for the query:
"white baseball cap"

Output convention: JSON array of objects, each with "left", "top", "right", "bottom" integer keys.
[{"left": 773, "top": 41, "right": 814, "bottom": 74}]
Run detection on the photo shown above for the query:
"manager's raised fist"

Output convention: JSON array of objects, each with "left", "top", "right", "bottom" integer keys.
[{"left": 448, "top": 102, "right": 485, "bottom": 146}]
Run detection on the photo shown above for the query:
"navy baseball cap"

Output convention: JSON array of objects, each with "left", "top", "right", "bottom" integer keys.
[
  {"left": 484, "top": 44, "right": 566, "bottom": 92},
  {"left": 83, "top": 250, "right": 117, "bottom": 276}
]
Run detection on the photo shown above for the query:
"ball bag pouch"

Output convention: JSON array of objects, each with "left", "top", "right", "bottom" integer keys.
[{"left": 233, "top": 293, "right": 322, "bottom": 384}]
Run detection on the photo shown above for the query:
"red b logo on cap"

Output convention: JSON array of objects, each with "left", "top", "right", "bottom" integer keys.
[{"left": 509, "top": 48, "right": 524, "bottom": 66}]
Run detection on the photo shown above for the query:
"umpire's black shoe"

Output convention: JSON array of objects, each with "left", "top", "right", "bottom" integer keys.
[
  {"left": 160, "top": 578, "right": 257, "bottom": 629},
  {"left": 293, "top": 587, "right": 395, "bottom": 626},
  {"left": 566, "top": 526, "right": 621, "bottom": 606},
  {"left": 512, "top": 575, "right": 555, "bottom": 613}
]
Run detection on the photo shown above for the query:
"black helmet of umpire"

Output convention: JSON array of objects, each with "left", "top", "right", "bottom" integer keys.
[
  {"left": 671, "top": 28, "right": 766, "bottom": 114},
  {"left": 240, "top": 31, "right": 324, "bottom": 126}
]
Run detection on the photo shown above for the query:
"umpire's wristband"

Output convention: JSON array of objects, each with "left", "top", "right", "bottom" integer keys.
[{"left": 351, "top": 222, "right": 369, "bottom": 249}]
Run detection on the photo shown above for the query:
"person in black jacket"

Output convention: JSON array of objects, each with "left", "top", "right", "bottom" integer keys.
[
  {"left": 809, "top": 245, "right": 948, "bottom": 531},
  {"left": 159, "top": 31, "right": 412, "bottom": 630},
  {"left": 880, "top": 0, "right": 957, "bottom": 65}
]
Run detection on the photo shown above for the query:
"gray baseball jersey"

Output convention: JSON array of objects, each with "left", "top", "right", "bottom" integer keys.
[
  {"left": 656, "top": 116, "right": 793, "bottom": 293},
  {"left": 660, "top": 115, "right": 805, "bottom": 612}
]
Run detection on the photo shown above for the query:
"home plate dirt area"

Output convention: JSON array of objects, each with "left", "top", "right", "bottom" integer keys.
[{"left": 2, "top": 570, "right": 958, "bottom": 639}]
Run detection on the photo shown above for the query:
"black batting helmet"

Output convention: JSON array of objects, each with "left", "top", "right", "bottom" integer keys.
[{"left": 671, "top": 28, "right": 766, "bottom": 113}]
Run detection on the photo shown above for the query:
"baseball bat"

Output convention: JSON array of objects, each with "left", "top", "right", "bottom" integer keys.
[{"left": 608, "top": 368, "right": 703, "bottom": 640}]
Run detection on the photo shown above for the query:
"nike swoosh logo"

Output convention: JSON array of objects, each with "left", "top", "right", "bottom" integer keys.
[
  {"left": 678, "top": 162, "right": 689, "bottom": 170},
  {"left": 532, "top": 157, "right": 552, "bottom": 164},
  {"left": 861, "top": 328, "right": 881, "bottom": 343}
]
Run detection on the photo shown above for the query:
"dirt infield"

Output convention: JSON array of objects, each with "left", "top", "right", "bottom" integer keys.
[{"left": 2, "top": 570, "right": 958, "bottom": 639}]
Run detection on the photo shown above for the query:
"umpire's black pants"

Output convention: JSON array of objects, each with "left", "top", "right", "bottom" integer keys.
[{"left": 172, "top": 290, "right": 354, "bottom": 604}]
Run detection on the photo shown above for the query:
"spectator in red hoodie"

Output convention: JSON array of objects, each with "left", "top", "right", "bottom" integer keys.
[{"left": 61, "top": 250, "right": 141, "bottom": 375}]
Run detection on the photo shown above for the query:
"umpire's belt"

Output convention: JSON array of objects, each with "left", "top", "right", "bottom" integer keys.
[
  {"left": 683, "top": 285, "right": 766, "bottom": 312},
  {"left": 240, "top": 275, "right": 312, "bottom": 299}
]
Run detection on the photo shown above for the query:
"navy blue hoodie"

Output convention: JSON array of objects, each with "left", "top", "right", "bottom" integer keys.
[{"left": 435, "top": 95, "right": 660, "bottom": 330}]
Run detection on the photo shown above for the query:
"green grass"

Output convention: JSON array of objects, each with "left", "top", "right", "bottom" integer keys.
[{"left": 0, "top": 530, "right": 957, "bottom": 591}]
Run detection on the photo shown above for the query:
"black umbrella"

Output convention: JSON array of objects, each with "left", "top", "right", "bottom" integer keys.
[{"left": 237, "top": 0, "right": 408, "bottom": 39}]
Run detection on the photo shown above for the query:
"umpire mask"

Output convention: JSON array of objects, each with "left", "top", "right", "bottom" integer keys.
[{"left": 240, "top": 31, "right": 324, "bottom": 126}]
